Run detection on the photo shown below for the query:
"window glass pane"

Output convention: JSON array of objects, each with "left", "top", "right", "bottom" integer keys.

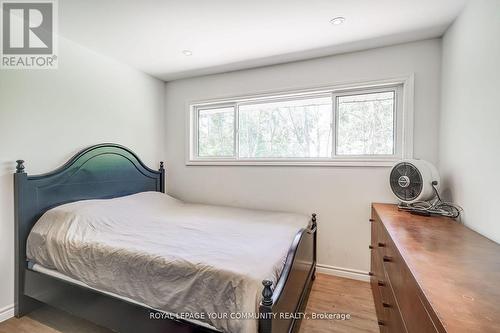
[
  {"left": 238, "top": 96, "right": 332, "bottom": 158},
  {"left": 336, "top": 91, "right": 395, "bottom": 155},
  {"left": 198, "top": 107, "right": 235, "bottom": 157}
]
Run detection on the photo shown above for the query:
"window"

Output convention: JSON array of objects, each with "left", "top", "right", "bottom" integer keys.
[
  {"left": 335, "top": 91, "right": 395, "bottom": 156},
  {"left": 197, "top": 106, "right": 235, "bottom": 157},
  {"left": 188, "top": 78, "right": 412, "bottom": 166},
  {"left": 238, "top": 96, "right": 332, "bottom": 158}
]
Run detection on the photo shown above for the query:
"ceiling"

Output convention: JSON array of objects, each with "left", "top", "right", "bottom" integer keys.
[{"left": 58, "top": 0, "right": 467, "bottom": 81}]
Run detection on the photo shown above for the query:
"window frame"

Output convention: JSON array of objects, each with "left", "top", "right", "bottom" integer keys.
[
  {"left": 187, "top": 75, "right": 414, "bottom": 167},
  {"left": 332, "top": 86, "right": 403, "bottom": 160},
  {"left": 194, "top": 103, "right": 237, "bottom": 159}
]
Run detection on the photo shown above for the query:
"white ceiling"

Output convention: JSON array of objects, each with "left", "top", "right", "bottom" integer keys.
[{"left": 59, "top": 0, "right": 467, "bottom": 81}]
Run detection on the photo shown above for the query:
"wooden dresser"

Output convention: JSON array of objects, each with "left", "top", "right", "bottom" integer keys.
[{"left": 370, "top": 203, "right": 500, "bottom": 333}]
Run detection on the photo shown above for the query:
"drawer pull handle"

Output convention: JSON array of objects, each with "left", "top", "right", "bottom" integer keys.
[
  {"left": 369, "top": 245, "right": 374, "bottom": 250},
  {"left": 382, "top": 302, "right": 391, "bottom": 308},
  {"left": 378, "top": 280, "right": 385, "bottom": 287},
  {"left": 378, "top": 320, "right": 385, "bottom": 326},
  {"left": 378, "top": 242, "right": 386, "bottom": 247},
  {"left": 369, "top": 218, "right": 375, "bottom": 222},
  {"left": 383, "top": 255, "right": 393, "bottom": 262},
  {"left": 368, "top": 271, "right": 374, "bottom": 276}
]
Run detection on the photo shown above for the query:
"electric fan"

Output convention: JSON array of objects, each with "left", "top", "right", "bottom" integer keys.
[
  {"left": 390, "top": 160, "right": 439, "bottom": 203},
  {"left": 389, "top": 159, "right": 461, "bottom": 218}
]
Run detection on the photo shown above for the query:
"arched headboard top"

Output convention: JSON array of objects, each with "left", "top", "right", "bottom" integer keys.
[
  {"left": 21, "top": 143, "right": 162, "bottom": 181},
  {"left": 15, "top": 143, "right": 165, "bottom": 212}
]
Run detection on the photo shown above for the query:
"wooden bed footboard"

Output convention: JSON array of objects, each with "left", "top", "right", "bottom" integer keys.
[{"left": 259, "top": 214, "right": 317, "bottom": 333}]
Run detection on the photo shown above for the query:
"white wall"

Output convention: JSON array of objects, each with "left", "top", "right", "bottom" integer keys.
[
  {"left": 439, "top": 0, "right": 500, "bottom": 243},
  {"left": 0, "top": 38, "right": 165, "bottom": 316},
  {"left": 165, "top": 39, "right": 442, "bottom": 277}
]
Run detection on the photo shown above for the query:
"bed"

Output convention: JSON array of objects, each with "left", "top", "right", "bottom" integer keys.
[{"left": 14, "top": 143, "right": 317, "bottom": 333}]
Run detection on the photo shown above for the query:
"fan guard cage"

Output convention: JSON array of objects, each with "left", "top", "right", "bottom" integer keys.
[{"left": 390, "top": 162, "right": 423, "bottom": 202}]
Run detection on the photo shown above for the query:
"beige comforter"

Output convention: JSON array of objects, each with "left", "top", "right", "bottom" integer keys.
[{"left": 26, "top": 192, "right": 308, "bottom": 333}]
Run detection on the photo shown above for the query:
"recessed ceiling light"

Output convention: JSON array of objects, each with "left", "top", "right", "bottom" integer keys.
[
  {"left": 330, "top": 17, "right": 346, "bottom": 25},
  {"left": 182, "top": 50, "right": 193, "bottom": 56}
]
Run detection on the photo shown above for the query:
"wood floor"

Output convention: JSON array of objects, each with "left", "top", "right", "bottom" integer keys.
[
  {"left": 0, "top": 274, "right": 379, "bottom": 333},
  {"left": 299, "top": 274, "right": 378, "bottom": 333}
]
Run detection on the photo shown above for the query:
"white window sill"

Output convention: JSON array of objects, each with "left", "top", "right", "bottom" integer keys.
[{"left": 186, "top": 159, "right": 400, "bottom": 167}]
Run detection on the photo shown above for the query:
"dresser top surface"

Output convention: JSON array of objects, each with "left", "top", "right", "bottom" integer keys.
[{"left": 372, "top": 203, "right": 500, "bottom": 333}]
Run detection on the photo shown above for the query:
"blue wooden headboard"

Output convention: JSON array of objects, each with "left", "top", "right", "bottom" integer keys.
[{"left": 13, "top": 143, "right": 165, "bottom": 314}]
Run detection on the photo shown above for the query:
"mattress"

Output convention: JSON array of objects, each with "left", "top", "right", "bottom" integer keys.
[{"left": 26, "top": 191, "right": 308, "bottom": 333}]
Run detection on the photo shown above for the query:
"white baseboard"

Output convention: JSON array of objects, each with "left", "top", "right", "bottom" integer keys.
[
  {"left": 0, "top": 304, "right": 14, "bottom": 323},
  {"left": 316, "top": 264, "right": 370, "bottom": 282}
]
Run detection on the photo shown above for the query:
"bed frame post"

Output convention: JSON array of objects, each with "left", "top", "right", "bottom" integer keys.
[
  {"left": 311, "top": 213, "right": 317, "bottom": 280},
  {"left": 14, "top": 160, "right": 41, "bottom": 317},
  {"left": 259, "top": 280, "right": 274, "bottom": 333},
  {"left": 159, "top": 161, "right": 165, "bottom": 193},
  {"left": 16, "top": 160, "right": 25, "bottom": 174}
]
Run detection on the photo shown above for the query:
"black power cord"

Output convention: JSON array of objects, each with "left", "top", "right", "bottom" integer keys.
[{"left": 398, "top": 181, "right": 463, "bottom": 219}]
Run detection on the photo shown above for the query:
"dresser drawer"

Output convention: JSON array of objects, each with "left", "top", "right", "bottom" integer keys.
[
  {"left": 370, "top": 276, "right": 386, "bottom": 332},
  {"left": 371, "top": 252, "right": 387, "bottom": 329},
  {"left": 379, "top": 275, "right": 407, "bottom": 333},
  {"left": 372, "top": 210, "right": 438, "bottom": 333},
  {"left": 370, "top": 240, "right": 385, "bottom": 279},
  {"left": 374, "top": 220, "right": 391, "bottom": 261},
  {"left": 371, "top": 215, "right": 387, "bottom": 331},
  {"left": 371, "top": 219, "right": 387, "bottom": 331},
  {"left": 381, "top": 234, "right": 439, "bottom": 333}
]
